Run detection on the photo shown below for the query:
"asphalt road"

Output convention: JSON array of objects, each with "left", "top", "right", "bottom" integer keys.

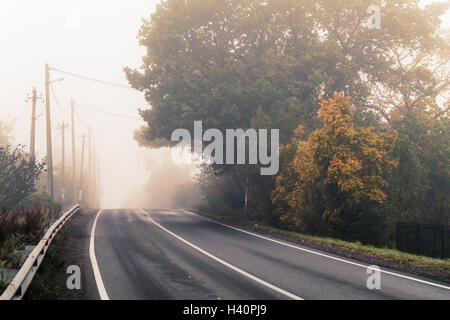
[{"left": 87, "top": 209, "right": 450, "bottom": 300}]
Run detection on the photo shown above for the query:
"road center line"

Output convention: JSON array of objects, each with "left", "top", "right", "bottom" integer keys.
[
  {"left": 89, "top": 209, "right": 110, "bottom": 300},
  {"left": 178, "top": 209, "right": 450, "bottom": 291},
  {"left": 139, "top": 209, "right": 303, "bottom": 300}
]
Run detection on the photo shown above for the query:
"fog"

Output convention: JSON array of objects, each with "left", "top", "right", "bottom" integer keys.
[
  {"left": 122, "top": 148, "right": 200, "bottom": 209},
  {"left": 0, "top": 0, "right": 447, "bottom": 209},
  {"left": 0, "top": 0, "right": 200, "bottom": 209}
]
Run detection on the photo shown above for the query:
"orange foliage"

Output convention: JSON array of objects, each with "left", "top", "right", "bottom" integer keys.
[{"left": 273, "top": 94, "right": 398, "bottom": 229}]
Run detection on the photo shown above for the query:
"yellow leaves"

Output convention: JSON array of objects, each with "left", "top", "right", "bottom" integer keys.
[
  {"left": 328, "top": 157, "right": 364, "bottom": 194},
  {"left": 272, "top": 94, "right": 399, "bottom": 230},
  {"left": 192, "top": 69, "right": 203, "bottom": 77},
  {"left": 318, "top": 96, "right": 357, "bottom": 144}
]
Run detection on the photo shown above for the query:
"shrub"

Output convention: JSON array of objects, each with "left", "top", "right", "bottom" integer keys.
[
  {"left": 0, "top": 194, "right": 62, "bottom": 268},
  {"left": 0, "top": 145, "right": 44, "bottom": 210}
]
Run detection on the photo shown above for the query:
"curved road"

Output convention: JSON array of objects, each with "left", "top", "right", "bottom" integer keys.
[{"left": 86, "top": 209, "right": 450, "bottom": 300}]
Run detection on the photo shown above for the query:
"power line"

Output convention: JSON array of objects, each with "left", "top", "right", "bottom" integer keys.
[
  {"left": 50, "top": 67, "right": 135, "bottom": 90},
  {"left": 74, "top": 108, "right": 89, "bottom": 129},
  {"left": 75, "top": 102, "right": 143, "bottom": 121},
  {"left": 50, "top": 83, "right": 69, "bottom": 112}
]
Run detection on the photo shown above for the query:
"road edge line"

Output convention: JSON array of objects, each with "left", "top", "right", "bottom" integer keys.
[
  {"left": 178, "top": 209, "right": 450, "bottom": 291},
  {"left": 139, "top": 209, "right": 304, "bottom": 300},
  {"left": 89, "top": 209, "right": 110, "bottom": 300}
]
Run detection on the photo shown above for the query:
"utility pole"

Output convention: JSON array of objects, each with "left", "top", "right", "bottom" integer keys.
[
  {"left": 79, "top": 134, "right": 86, "bottom": 203},
  {"left": 45, "top": 63, "right": 54, "bottom": 199},
  {"left": 71, "top": 99, "right": 77, "bottom": 202},
  {"left": 44, "top": 63, "right": 64, "bottom": 200},
  {"left": 58, "top": 121, "right": 69, "bottom": 204},
  {"left": 26, "top": 87, "right": 41, "bottom": 161}
]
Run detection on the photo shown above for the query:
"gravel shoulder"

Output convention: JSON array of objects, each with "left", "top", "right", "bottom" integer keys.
[{"left": 54, "top": 208, "right": 98, "bottom": 300}]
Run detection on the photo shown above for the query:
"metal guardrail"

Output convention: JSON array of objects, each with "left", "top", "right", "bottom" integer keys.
[{"left": 0, "top": 204, "right": 80, "bottom": 300}]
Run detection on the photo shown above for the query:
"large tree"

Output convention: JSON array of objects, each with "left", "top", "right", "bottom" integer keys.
[
  {"left": 126, "top": 0, "right": 449, "bottom": 223},
  {"left": 126, "top": 0, "right": 449, "bottom": 144}
]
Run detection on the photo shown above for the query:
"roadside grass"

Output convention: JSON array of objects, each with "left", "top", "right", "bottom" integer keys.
[
  {"left": 248, "top": 224, "right": 450, "bottom": 275},
  {"left": 0, "top": 196, "right": 62, "bottom": 269},
  {"left": 0, "top": 280, "right": 10, "bottom": 293},
  {"left": 23, "top": 208, "right": 87, "bottom": 300},
  {"left": 0, "top": 234, "right": 25, "bottom": 269},
  {"left": 23, "top": 228, "right": 66, "bottom": 300},
  {"left": 0, "top": 200, "right": 63, "bottom": 298}
]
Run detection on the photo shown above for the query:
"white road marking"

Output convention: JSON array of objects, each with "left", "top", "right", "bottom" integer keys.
[
  {"left": 139, "top": 209, "right": 303, "bottom": 300},
  {"left": 178, "top": 209, "right": 450, "bottom": 291},
  {"left": 89, "top": 209, "right": 110, "bottom": 300}
]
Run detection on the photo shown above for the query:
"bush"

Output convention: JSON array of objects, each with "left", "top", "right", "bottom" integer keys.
[
  {"left": 0, "top": 144, "right": 44, "bottom": 210},
  {"left": 0, "top": 234, "right": 24, "bottom": 268},
  {"left": 0, "top": 194, "right": 62, "bottom": 268}
]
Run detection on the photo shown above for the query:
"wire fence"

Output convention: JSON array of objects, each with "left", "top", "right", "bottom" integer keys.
[{"left": 397, "top": 222, "right": 450, "bottom": 259}]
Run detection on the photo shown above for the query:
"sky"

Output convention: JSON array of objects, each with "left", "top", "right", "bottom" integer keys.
[
  {"left": 0, "top": 0, "right": 448, "bottom": 209},
  {"left": 0, "top": 0, "right": 161, "bottom": 208}
]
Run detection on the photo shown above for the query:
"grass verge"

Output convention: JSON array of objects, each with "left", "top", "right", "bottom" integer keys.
[
  {"left": 251, "top": 224, "right": 450, "bottom": 274},
  {"left": 0, "top": 280, "right": 10, "bottom": 293},
  {"left": 22, "top": 227, "right": 67, "bottom": 300}
]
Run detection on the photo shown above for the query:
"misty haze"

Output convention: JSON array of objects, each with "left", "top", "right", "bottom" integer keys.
[{"left": 0, "top": 0, "right": 449, "bottom": 306}]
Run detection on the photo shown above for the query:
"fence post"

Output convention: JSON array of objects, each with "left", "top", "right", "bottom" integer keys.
[
  {"left": 396, "top": 222, "right": 399, "bottom": 250},
  {"left": 417, "top": 224, "right": 420, "bottom": 255},
  {"left": 442, "top": 225, "right": 445, "bottom": 260}
]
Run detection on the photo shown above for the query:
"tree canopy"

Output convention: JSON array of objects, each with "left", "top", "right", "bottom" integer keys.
[
  {"left": 126, "top": 0, "right": 450, "bottom": 246},
  {"left": 126, "top": 0, "right": 449, "bottom": 146}
]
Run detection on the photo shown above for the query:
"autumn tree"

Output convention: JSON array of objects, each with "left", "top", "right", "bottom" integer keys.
[
  {"left": 273, "top": 95, "right": 397, "bottom": 244},
  {"left": 126, "top": 0, "right": 449, "bottom": 225}
]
